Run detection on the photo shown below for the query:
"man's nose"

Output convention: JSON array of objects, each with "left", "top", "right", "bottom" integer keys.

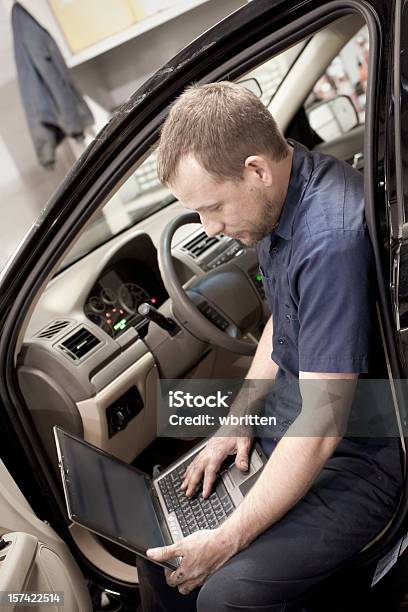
[{"left": 201, "top": 217, "right": 224, "bottom": 237}]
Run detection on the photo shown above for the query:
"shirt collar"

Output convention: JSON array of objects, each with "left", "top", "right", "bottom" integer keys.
[{"left": 272, "top": 139, "right": 314, "bottom": 243}]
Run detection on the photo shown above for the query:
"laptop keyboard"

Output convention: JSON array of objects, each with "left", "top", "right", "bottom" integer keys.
[{"left": 157, "top": 454, "right": 235, "bottom": 536}]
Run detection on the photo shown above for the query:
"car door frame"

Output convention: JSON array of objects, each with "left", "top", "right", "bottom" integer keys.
[
  {"left": 389, "top": 0, "right": 408, "bottom": 369},
  {"left": 0, "top": 0, "right": 406, "bottom": 587}
]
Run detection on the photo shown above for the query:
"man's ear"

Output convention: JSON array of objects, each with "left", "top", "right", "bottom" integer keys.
[{"left": 244, "top": 155, "right": 273, "bottom": 186}]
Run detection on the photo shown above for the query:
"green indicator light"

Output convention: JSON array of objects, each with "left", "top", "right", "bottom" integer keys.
[
  {"left": 255, "top": 273, "right": 263, "bottom": 282},
  {"left": 114, "top": 318, "right": 127, "bottom": 331}
]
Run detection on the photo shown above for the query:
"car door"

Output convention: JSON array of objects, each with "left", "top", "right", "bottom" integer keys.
[{"left": 0, "top": 460, "right": 91, "bottom": 611}]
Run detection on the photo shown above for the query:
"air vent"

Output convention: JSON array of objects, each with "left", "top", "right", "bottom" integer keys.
[
  {"left": 37, "top": 320, "right": 70, "bottom": 339},
  {"left": 182, "top": 232, "right": 219, "bottom": 257},
  {"left": 59, "top": 327, "right": 101, "bottom": 361}
]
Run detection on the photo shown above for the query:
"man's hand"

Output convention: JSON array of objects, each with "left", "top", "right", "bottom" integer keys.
[
  {"left": 181, "top": 435, "right": 252, "bottom": 498},
  {"left": 146, "top": 529, "right": 238, "bottom": 594}
]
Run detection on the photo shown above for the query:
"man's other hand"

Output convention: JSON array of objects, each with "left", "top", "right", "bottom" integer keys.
[
  {"left": 147, "top": 528, "right": 238, "bottom": 594},
  {"left": 180, "top": 435, "right": 252, "bottom": 498}
]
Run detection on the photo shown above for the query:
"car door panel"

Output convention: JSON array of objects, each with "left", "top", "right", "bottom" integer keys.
[
  {"left": 0, "top": 532, "right": 37, "bottom": 595},
  {"left": 0, "top": 461, "right": 91, "bottom": 612}
]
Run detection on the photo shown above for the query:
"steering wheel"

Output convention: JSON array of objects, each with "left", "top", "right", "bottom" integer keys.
[{"left": 158, "top": 212, "right": 263, "bottom": 355}]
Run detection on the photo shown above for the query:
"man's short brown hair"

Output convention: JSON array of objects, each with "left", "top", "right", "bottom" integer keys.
[{"left": 156, "top": 81, "right": 289, "bottom": 185}]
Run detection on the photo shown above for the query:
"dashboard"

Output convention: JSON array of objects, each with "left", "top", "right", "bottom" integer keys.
[
  {"left": 84, "top": 258, "right": 168, "bottom": 338},
  {"left": 17, "top": 203, "right": 266, "bottom": 472}
]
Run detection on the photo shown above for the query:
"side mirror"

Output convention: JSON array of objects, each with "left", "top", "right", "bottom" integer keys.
[{"left": 306, "top": 95, "right": 359, "bottom": 141}]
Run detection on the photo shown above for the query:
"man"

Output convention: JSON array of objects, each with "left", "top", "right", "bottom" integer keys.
[{"left": 137, "top": 82, "right": 402, "bottom": 611}]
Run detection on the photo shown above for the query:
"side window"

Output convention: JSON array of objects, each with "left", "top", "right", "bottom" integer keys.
[
  {"left": 239, "top": 20, "right": 368, "bottom": 166},
  {"left": 305, "top": 26, "right": 369, "bottom": 143}
]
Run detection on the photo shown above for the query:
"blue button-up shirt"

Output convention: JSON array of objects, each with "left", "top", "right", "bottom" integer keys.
[
  {"left": 255, "top": 140, "right": 395, "bottom": 464},
  {"left": 254, "top": 141, "right": 401, "bottom": 499},
  {"left": 256, "top": 139, "right": 376, "bottom": 380}
]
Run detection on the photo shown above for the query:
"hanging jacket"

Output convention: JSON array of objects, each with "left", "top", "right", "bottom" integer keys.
[{"left": 11, "top": 2, "right": 94, "bottom": 168}]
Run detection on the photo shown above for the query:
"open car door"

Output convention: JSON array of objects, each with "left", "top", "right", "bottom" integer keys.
[{"left": 0, "top": 460, "right": 91, "bottom": 611}]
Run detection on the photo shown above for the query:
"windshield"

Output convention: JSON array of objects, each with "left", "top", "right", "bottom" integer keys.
[
  {"left": 58, "top": 152, "right": 174, "bottom": 271},
  {"left": 241, "top": 40, "right": 308, "bottom": 108},
  {"left": 58, "top": 41, "right": 306, "bottom": 273}
]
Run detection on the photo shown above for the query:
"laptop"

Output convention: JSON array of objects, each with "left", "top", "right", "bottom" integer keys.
[{"left": 54, "top": 426, "right": 267, "bottom": 570}]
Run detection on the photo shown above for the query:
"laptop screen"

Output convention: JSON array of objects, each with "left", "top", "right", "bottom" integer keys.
[{"left": 54, "top": 428, "right": 168, "bottom": 557}]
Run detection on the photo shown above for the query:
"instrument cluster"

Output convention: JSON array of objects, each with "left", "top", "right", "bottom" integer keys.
[{"left": 84, "top": 261, "right": 165, "bottom": 337}]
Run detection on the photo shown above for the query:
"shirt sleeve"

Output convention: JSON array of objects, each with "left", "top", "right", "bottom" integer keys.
[{"left": 293, "top": 229, "right": 376, "bottom": 373}]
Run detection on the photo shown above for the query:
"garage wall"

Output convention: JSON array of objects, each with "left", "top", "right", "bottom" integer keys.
[
  {"left": 75, "top": 0, "right": 245, "bottom": 109},
  {"left": 0, "top": 0, "right": 245, "bottom": 270}
]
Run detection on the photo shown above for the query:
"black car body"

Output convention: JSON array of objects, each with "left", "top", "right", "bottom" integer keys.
[{"left": 0, "top": 0, "right": 408, "bottom": 609}]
